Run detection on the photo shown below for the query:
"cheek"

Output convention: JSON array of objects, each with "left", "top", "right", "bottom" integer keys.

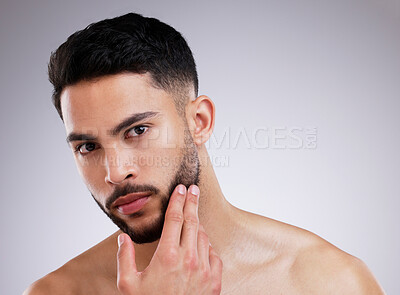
[
  {"left": 137, "top": 147, "right": 178, "bottom": 175},
  {"left": 138, "top": 125, "right": 185, "bottom": 171},
  {"left": 74, "top": 157, "right": 104, "bottom": 190}
]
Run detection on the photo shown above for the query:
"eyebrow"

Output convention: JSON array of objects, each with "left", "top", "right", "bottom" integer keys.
[{"left": 66, "top": 111, "right": 159, "bottom": 144}]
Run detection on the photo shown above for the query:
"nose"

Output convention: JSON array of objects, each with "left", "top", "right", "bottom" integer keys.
[{"left": 104, "top": 146, "right": 139, "bottom": 185}]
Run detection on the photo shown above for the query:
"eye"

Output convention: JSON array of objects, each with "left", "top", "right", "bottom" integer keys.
[
  {"left": 125, "top": 126, "right": 149, "bottom": 138},
  {"left": 75, "top": 142, "right": 98, "bottom": 155}
]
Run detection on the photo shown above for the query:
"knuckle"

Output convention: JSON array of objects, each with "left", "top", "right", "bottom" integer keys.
[
  {"left": 201, "top": 267, "right": 211, "bottom": 282},
  {"left": 116, "top": 276, "right": 130, "bottom": 292},
  {"left": 216, "top": 256, "right": 223, "bottom": 268},
  {"left": 184, "top": 215, "right": 198, "bottom": 226},
  {"left": 166, "top": 211, "right": 184, "bottom": 223},
  {"left": 198, "top": 229, "right": 208, "bottom": 241},
  {"left": 212, "top": 280, "right": 222, "bottom": 294},
  {"left": 210, "top": 252, "right": 223, "bottom": 270},
  {"left": 183, "top": 252, "right": 199, "bottom": 270},
  {"left": 159, "top": 248, "right": 179, "bottom": 265}
]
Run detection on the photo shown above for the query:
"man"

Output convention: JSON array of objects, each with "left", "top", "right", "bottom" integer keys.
[{"left": 25, "top": 13, "right": 385, "bottom": 294}]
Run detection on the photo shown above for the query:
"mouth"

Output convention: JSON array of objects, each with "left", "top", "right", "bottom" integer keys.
[{"left": 112, "top": 191, "right": 152, "bottom": 215}]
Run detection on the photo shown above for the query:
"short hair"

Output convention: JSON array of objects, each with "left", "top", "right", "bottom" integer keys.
[{"left": 48, "top": 12, "right": 198, "bottom": 120}]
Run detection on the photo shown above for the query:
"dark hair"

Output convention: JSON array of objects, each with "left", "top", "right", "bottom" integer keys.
[{"left": 48, "top": 13, "right": 198, "bottom": 120}]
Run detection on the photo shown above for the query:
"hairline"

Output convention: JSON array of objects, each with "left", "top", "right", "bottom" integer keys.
[{"left": 56, "top": 71, "right": 195, "bottom": 121}]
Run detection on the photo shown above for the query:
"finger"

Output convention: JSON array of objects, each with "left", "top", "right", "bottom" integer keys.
[
  {"left": 180, "top": 185, "right": 200, "bottom": 249},
  {"left": 159, "top": 184, "right": 186, "bottom": 248},
  {"left": 209, "top": 245, "right": 223, "bottom": 293},
  {"left": 117, "top": 233, "right": 137, "bottom": 293},
  {"left": 197, "top": 224, "right": 210, "bottom": 270}
]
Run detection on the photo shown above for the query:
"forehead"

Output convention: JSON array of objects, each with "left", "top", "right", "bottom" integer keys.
[{"left": 60, "top": 73, "right": 176, "bottom": 133}]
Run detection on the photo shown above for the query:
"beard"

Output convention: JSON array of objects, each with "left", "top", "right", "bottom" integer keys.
[{"left": 91, "top": 130, "right": 200, "bottom": 244}]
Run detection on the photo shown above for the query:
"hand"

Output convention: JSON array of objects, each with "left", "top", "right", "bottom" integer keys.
[{"left": 116, "top": 184, "right": 223, "bottom": 294}]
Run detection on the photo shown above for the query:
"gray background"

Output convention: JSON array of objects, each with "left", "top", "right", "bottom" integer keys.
[{"left": 1, "top": 0, "right": 399, "bottom": 294}]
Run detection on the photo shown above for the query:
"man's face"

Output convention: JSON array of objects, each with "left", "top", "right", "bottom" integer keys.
[{"left": 61, "top": 73, "right": 199, "bottom": 244}]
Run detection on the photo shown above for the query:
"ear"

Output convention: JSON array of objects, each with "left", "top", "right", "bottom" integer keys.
[{"left": 186, "top": 95, "right": 215, "bottom": 146}]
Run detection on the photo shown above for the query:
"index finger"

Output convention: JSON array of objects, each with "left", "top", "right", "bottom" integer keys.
[{"left": 159, "top": 184, "right": 187, "bottom": 248}]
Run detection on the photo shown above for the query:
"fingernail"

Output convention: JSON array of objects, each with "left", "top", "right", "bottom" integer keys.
[
  {"left": 177, "top": 184, "right": 186, "bottom": 195},
  {"left": 189, "top": 185, "right": 200, "bottom": 196},
  {"left": 118, "top": 234, "right": 125, "bottom": 247}
]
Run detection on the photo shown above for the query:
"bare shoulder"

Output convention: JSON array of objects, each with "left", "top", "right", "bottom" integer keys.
[
  {"left": 244, "top": 213, "right": 385, "bottom": 294},
  {"left": 284, "top": 225, "right": 386, "bottom": 294},
  {"left": 24, "top": 231, "right": 119, "bottom": 295},
  {"left": 23, "top": 263, "right": 80, "bottom": 295}
]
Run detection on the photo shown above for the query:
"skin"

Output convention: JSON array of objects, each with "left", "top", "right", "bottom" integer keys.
[{"left": 24, "top": 73, "right": 385, "bottom": 294}]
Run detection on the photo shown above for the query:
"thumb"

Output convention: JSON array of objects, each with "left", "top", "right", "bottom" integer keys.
[{"left": 117, "top": 233, "right": 138, "bottom": 292}]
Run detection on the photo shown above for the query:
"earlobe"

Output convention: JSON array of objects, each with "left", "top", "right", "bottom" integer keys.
[{"left": 189, "top": 95, "right": 215, "bottom": 146}]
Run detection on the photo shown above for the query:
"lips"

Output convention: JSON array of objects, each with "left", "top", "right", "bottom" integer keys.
[{"left": 112, "top": 192, "right": 152, "bottom": 209}]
